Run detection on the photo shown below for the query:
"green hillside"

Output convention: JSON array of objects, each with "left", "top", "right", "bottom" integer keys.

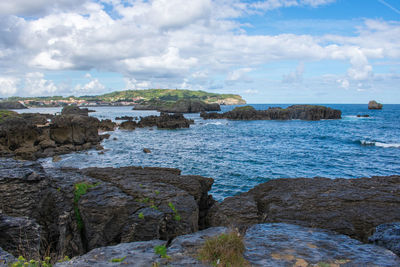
[{"left": 88, "top": 89, "right": 245, "bottom": 104}]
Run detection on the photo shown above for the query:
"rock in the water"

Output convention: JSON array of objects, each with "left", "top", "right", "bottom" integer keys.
[
  {"left": 98, "top": 119, "right": 116, "bottom": 131},
  {"left": 244, "top": 223, "right": 400, "bottom": 267},
  {"left": 368, "top": 100, "right": 383, "bottom": 109},
  {"left": 357, "top": 114, "right": 370, "bottom": 117},
  {"left": 0, "top": 101, "right": 27, "bottom": 109},
  {"left": 201, "top": 105, "right": 341, "bottom": 121},
  {"left": 115, "top": 116, "right": 134, "bottom": 121},
  {"left": 133, "top": 99, "right": 220, "bottom": 113},
  {"left": 0, "top": 247, "right": 16, "bottom": 266},
  {"left": 143, "top": 148, "right": 151, "bottom": 153},
  {"left": 159, "top": 100, "right": 221, "bottom": 113},
  {"left": 119, "top": 120, "right": 137, "bottom": 130},
  {"left": 207, "top": 175, "right": 400, "bottom": 242},
  {"left": 61, "top": 106, "right": 90, "bottom": 116},
  {"left": 369, "top": 222, "right": 400, "bottom": 256}
]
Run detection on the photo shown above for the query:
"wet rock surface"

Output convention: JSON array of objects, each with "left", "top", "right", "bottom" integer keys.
[
  {"left": 61, "top": 106, "right": 91, "bottom": 116},
  {"left": 207, "top": 176, "right": 400, "bottom": 242},
  {"left": 369, "top": 222, "right": 400, "bottom": 256},
  {"left": 0, "top": 158, "right": 214, "bottom": 261},
  {"left": 201, "top": 105, "right": 341, "bottom": 121},
  {"left": 244, "top": 223, "right": 400, "bottom": 267}
]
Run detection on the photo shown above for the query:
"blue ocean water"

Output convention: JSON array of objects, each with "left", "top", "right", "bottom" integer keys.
[{"left": 16, "top": 104, "right": 400, "bottom": 201}]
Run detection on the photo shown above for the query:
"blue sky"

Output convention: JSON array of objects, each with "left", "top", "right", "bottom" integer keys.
[{"left": 0, "top": 0, "right": 399, "bottom": 103}]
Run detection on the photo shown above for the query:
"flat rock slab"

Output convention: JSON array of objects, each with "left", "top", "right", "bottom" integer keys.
[
  {"left": 244, "top": 223, "right": 400, "bottom": 267},
  {"left": 0, "top": 247, "right": 16, "bottom": 267}
]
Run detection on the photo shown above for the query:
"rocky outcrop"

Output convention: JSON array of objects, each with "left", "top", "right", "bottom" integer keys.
[
  {"left": 0, "top": 101, "right": 27, "bottom": 109},
  {"left": 0, "top": 111, "right": 108, "bottom": 160},
  {"left": 201, "top": 105, "right": 341, "bottom": 121},
  {"left": 0, "top": 158, "right": 214, "bottom": 261},
  {"left": 98, "top": 119, "right": 116, "bottom": 131},
  {"left": 368, "top": 100, "right": 383, "bottom": 109},
  {"left": 61, "top": 106, "right": 91, "bottom": 116},
  {"left": 207, "top": 175, "right": 400, "bottom": 242},
  {"left": 244, "top": 223, "right": 400, "bottom": 267},
  {"left": 133, "top": 100, "right": 221, "bottom": 113},
  {"left": 119, "top": 113, "right": 194, "bottom": 130},
  {"left": 369, "top": 222, "right": 400, "bottom": 256},
  {"left": 54, "top": 224, "right": 400, "bottom": 267}
]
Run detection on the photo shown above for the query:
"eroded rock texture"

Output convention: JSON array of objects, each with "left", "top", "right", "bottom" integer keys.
[{"left": 207, "top": 176, "right": 400, "bottom": 242}]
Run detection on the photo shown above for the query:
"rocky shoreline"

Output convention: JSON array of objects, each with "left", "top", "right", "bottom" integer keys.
[
  {"left": 201, "top": 105, "right": 342, "bottom": 121},
  {"left": 1, "top": 106, "right": 400, "bottom": 266},
  {"left": 0, "top": 158, "right": 399, "bottom": 266}
]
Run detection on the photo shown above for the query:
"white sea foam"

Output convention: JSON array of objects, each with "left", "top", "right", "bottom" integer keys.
[{"left": 360, "top": 140, "right": 400, "bottom": 148}]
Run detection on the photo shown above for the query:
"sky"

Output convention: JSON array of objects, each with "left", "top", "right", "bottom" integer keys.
[{"left": 0, "top": 0, "right": 399, "bottom": 103}]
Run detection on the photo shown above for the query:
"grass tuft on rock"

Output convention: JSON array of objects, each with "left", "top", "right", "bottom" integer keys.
[
  {"left": 0, "top": 110, "right": 19, "bottom": 123},
  {"left": 73, "top": 182, "right": 100, "bottom": 230},
  {"left": 198, "top": 231, "right": 249, "bottom": 267}
]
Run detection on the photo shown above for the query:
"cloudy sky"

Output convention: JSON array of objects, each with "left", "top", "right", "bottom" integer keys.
[{"left": 0, "top": 0, "right": 399, "bottom": 103}]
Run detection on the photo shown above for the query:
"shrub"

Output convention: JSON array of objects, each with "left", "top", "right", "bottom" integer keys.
[
  {"left": 154, "top": 245, "right": 170, "bottom": 259},
  {"left": 198, "top": 231, "right": 249, "bottom": 267}
]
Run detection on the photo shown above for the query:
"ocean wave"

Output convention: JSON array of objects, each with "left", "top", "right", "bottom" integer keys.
[{"left": 360, "top": 140, "right": 400, "bottom": 148}]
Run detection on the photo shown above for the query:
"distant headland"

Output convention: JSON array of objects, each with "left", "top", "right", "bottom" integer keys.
[{"left": 1, "top": 89, "right": 246, "bottom": 108}]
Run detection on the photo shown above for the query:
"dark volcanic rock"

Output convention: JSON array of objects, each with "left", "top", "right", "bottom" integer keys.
[
  {"left": 121, "top": 113, "right": 194, "bottom": 130},
  {"left": 61, "top": 106, "right": 90, "bottom": 116},
  {"left": 0, "top": 111, "right": 104, "bottom": 159},
  {"left": 50, "top": 115, "right": 101, "bottom": 145},
  {"left": 119, "top": 120, "right": 137, "bottom": 130},
  {"left": 133, "top": 100, "right": 220, "bottom": 113},
  {"left": 207, "top": 175, "right": 400, "bottom": 242},
  {"left": 201, "top": 105, "right": 341, "bottom": 121},
  {"left": 357, "top": 114, "right": 370, "bottom": 117},
  {"left": 244, "top": 223, "right": 400, "bottom": 267},
  {"left": 0, "top": 101, "right": 27, "bottom": 109},
  {"left": 368, "top": 100, "right": 383, "bottom": 109},
  {"left": 0, "top": 247, "right": 16, "bottom": 266},
  {"left": 158, "top": 100, "right": 221, "bottom": 113},
  {"left": 369, "top": 222, "right": 400, "bottom": 256},
  {"left": 98, "top": 119, "right": 116, "bottom": 131},
  {"left": 0, "top": 158, "right": 215, "bottom": 260}
]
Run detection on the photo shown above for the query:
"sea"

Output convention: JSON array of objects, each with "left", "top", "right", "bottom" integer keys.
[{"left": 14, "top": 104, "right": 400, "bottom": 201}]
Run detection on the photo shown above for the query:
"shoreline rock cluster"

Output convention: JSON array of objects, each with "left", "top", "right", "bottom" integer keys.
[
  {"left": 0, "top": 158, "right": 215, "bottom": 263},
  {"left": 201, "top": 105, "right": 342, "bottom": 121},
  {"left": 119, "top": 113, "right": 194, "bottom": 130},
  {"left": 133, "top": 99, "right": 221, "bottom": 113},
  {"left": 368, "top": 100, "right": 383, "bottom": 109}
]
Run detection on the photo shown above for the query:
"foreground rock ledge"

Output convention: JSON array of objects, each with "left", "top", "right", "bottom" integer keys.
[
  {"left": 201, "top": 105, "right": 341, "bottom": 121},
  {"left": 207, "top": 175, "right": 400, "bottom": 243},
  {"left": 52, "top": 223, "right": 400, "bottom": 266},
  {"left": 0, "top": 158, "right": 214, "bottom": 259}
]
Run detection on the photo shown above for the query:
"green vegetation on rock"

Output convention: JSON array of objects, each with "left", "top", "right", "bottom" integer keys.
[
  {"left": 232, "top": 106, "right": 256, "bottom": 112},
  {"left": 0, "top": 110, "right": 18, "bottom": 122},
  {"left": 110, "top": 256, "right": 126, "bottom": 263},
  {"left": 73, "top": 182, "right": 100, "bottom": 230},
  {"left": 198, "top": 231, "right": 249, "bottom": 267}
]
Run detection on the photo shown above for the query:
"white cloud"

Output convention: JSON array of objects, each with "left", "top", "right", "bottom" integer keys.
[
  {"left": 0, "top": 77, "right": 19, "bottom": 96},
  {"left": 24, "top": 72, "right": 58, "bottom": 96},
  {"left": 250, "top": 0, "right": 336, "bottom": 11},
  {"left": 226, "top": 68, "right": 253, "bottom": 82},
  {"left": 0, "top": 0, "right": 91, "bottom": 16},
  {"left": 337, "top": 78, "right": 350, "bottom": 89},
  {"left": 282, "top": 62, "right": 304, "bottom": 83},
  {"left": 74, "top": 74, "right": 106, "bottom": 95}
]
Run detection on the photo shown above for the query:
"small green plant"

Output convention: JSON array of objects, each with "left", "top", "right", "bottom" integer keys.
[
  {"left": 198, "top": 231, "right": 249, "bottom": 267},
  {"left": 154, "top": 245, "right": 170, "bottom": 259},
  {"left": 168, "top": 202, "right": 181, "bottom": 221},
  {"left": 151, "top": 262, "right": 160, "bottom": 267},
  {"left": 57, "top": 256, "right": 70, "bottom": 263},
  {"left": 74, "top": 182, "right": 100, "bottom": 230},
  {"left": 11, "top": 256, "right": 52, "bottom": 267},
  {"left": 155, "top": 190, "right": 160, "bottom": 195},
  {"left": 138, "top": 212, "right": 144, "bottom": 219},
  {"left": 110, "top": 256, "right": 126, "bottom": 263},
  {"left": 150, "top": 205, "right": 159, "bottom": 211}
]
